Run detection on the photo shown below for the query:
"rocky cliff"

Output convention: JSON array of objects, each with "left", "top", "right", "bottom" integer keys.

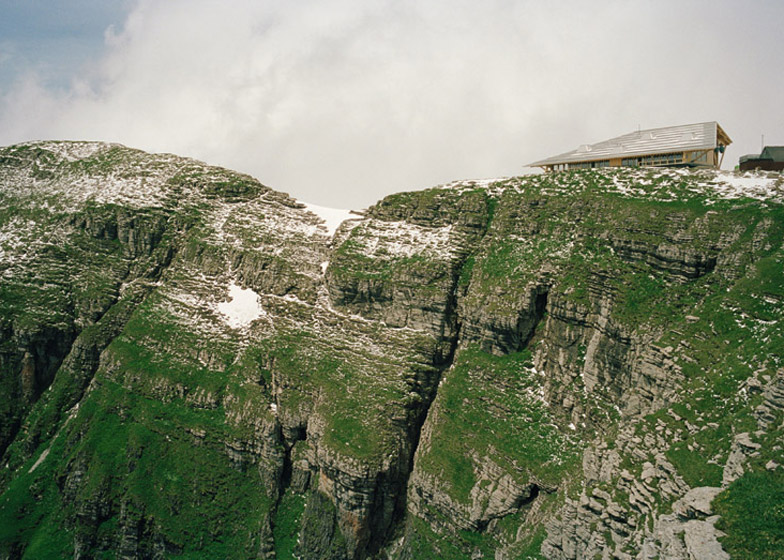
[{"left": 0, "top": 141, "right": 782, "bottom": 559}]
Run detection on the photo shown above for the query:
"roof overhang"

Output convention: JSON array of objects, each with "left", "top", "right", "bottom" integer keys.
[
  {"left": 529, "top": 121, "right": 732, "bottom": 168},
  {"left": 716, "top": 123, "right": 732, "bottom": 147}
]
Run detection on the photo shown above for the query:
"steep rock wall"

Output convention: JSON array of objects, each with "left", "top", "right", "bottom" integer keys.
[{"left": 1, "top": 144, "right": 783, "bottom": 560}]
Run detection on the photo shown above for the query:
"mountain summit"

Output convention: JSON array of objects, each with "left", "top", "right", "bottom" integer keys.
[{"left": 1, "top": 141, "right": 782, "bottom": 559}]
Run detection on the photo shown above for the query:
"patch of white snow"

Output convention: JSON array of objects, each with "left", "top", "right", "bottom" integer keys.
[
  {"left": 711, "top": 172, "right": 778, "bottom": 200},
  {"left": 217, "top": 283, "right": 264, "bottom": 328},
  {"left": 302, "top": 203, "right": 354, "bottom": 236},
  {"left": 28, "top": 448, "right": 50, "bottom": 473},
  {"left": 35, "top": 140, "right": 109, "bottom": 162},
  {"left": 351, "top": 220, "right": 455, "bottom": 260},
  {"left": 438, "top": 176, "right": 510, "bottom": 190}
]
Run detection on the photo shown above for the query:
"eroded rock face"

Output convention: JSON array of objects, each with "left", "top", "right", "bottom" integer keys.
[{"left": 1, "top": 144, "right": 783, "bottom": 559}]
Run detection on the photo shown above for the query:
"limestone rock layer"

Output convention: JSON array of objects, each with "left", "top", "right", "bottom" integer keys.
[{"left": 1, "top": 142, "right": 783, "bottom": 559}]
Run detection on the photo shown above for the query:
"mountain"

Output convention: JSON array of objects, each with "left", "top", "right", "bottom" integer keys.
[{"left": 0, "top": 141, "right": 782, "bottom": 560}]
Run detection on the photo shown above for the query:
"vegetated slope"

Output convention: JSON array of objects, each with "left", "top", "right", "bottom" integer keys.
[{"left": 0, "top": 141, "right": 782, "bottom": 560}]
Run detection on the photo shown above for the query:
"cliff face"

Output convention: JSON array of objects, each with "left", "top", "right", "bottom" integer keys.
[{"left": 1, "top": 142, "right": 783, "bottom": 560}]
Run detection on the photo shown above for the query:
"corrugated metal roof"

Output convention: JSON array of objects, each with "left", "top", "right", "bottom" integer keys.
[{"left": 529, "top": 122, "right": 723, "bottom": 167}]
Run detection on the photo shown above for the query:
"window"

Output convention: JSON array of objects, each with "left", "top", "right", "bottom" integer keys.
[
  {"left": 687, "top": 151, "right": 707, "bottom": 164},
  {"left": 568, "top": 160, "right": 609, "bottom": 169},
  {"left": 622, "top": 152, "right": 683, "bottom": 167}
]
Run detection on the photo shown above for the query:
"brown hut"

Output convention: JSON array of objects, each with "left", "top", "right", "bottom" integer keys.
[{"left": 739, "top": 146, "right": 784, "bottom": 171}]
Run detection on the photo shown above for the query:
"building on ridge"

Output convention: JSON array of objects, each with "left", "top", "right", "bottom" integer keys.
[
  {"left": 738, "top": 146, "right": 784, "bottom": 171},
  {"left": 529, "top": 121, "right": 731, "bottom": 172}
]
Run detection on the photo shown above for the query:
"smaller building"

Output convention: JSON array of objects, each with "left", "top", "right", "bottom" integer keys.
[
  {"left": 529, "top": 121, "right": 731, "bottom": 172},
  {"left": 738, "top": 146, "right": 784, "bottom": 171}
]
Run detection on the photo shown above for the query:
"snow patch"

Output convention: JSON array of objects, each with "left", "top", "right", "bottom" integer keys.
[
  {"left": 32, "top": 140, "right": 110, "bottom": 162},
  {"left": 710, "top": 172, "right": 779, "bottom": 199},
  {"left": 28, "top": 448, "right": 50, "bottom": 473},
  {"left": 353, "top": 220, "right": 456, "bottom": 260},
  {"left": 217, "top": 283, "right": 264, "bottom": 328},
  {"left": 302, "top": 202, "right": 355, "bottom": 236},
  {"left": 438, "top": 176, "right": 510, "bottom": 190}
]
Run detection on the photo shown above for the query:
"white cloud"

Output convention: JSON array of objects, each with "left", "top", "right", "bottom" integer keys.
[{"left": 1, "top": 0, "right": 783, "bottom": 208}]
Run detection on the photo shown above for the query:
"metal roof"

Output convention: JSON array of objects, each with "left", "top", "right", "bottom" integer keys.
[
  {"left": 529, "top": 121, "right": 729, "bottom": 167},
  {"left": 740, "top": 146, "right": 784, "bottom": 164},
  {"left": 760, "top": 146, "right": 784, "bottom": 162},
  {"left": 739, "top": 154, "right": 758, "bottom": 164}
]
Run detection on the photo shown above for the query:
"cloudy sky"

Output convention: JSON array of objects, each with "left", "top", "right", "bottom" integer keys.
[{"left": 1, "top": 1, "right": 782, "bottom": 208}]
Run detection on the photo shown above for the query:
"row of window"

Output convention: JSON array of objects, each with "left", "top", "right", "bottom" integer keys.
[
  {"left": 690, "top": 151, "right": 708, "bottom": 164},
  {"left": 552, "top": 160, "right": 610, "bottom": 171},
  {"left": 622, "top": 152, "right": 684, "bottom": 167},
  {"left": 550, "top": 151, "right": 710, "bottom": 171}
]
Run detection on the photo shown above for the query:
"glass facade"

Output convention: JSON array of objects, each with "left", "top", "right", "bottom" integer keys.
[
  {"left": 688, "top": 151, "right": 708, "bottom": 164},
  {"left": 568, "top": 160, "right": 610, "bottom": 169},
  {"left": 547, "top": 150, "right": 714, "bottom": 171},
  {"left": 621, "top": 152, "right": 683, "bottom": 167}
]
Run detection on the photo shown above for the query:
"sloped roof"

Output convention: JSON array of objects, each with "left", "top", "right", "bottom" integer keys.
[
  {"left": 529, "top": 122, "right": 730, "bottom": 167},
  {"left": 760, "top": 146, "right": 784, "bottom": 162},
  {"left": 739, "top": 154, "right": 759, "bottom": 164}
]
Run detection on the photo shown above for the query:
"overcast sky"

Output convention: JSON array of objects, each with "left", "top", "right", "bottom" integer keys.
[{"left": 1, "top": 0, "right": 783, "bottom": 208}]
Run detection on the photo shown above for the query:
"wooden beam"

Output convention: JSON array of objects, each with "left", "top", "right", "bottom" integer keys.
[{"left": 716, "top": 123, "right": 732, "bottom": 147}]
